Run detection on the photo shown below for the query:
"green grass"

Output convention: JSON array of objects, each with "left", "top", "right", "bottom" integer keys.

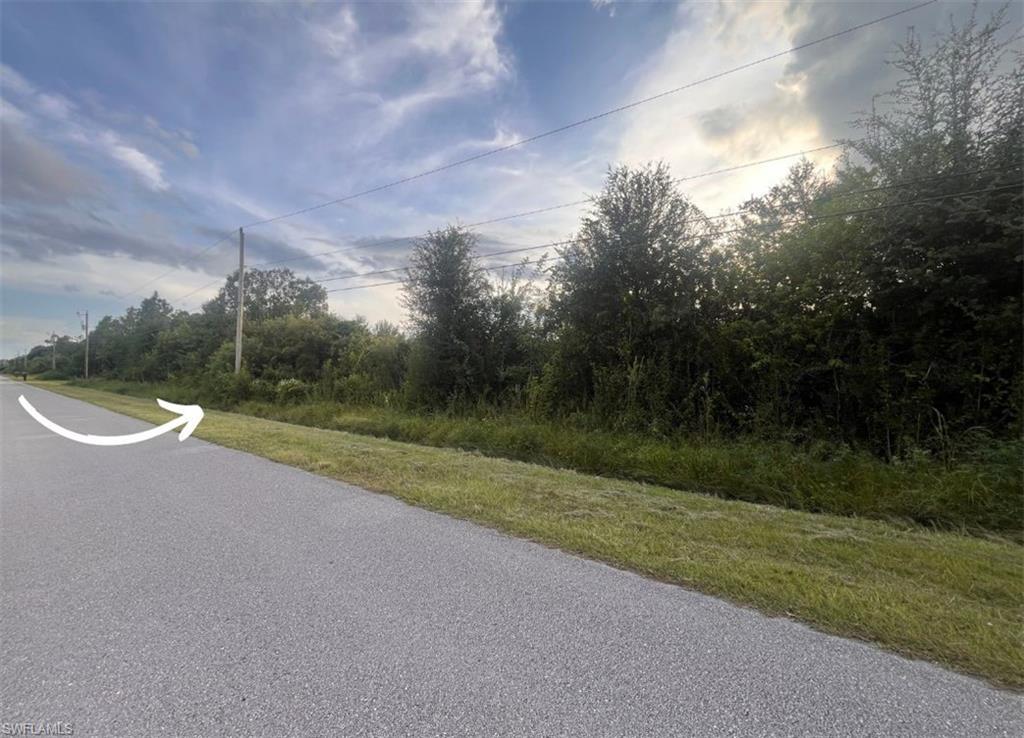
[
  {"left": 32, "top": 379, "right": 1024, "bottom": 689},
  {"left": 65, "top": 378, "right": 1024, "bottom": 538}
]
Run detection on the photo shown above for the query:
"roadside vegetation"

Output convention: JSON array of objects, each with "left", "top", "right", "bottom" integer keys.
[
  {"left": 31, "top": 381, "right": 1024, "bottom": 689},
  {"left": 8, "top": 15, "right": 1021, "bottom": 538},
  {"left": 57, "top": 377, "right": 1024, "bottom": 537},
  {"left": 6, "top": 7, "right": 1022, "bottom": 684}
]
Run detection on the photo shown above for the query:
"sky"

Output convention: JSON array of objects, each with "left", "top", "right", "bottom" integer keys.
[{"left": 0, "top": 0, "right": 1016, "bottom": 357}]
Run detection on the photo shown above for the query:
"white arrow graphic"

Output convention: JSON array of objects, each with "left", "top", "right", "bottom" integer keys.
[{"left": 18, "top": 395, "right": 204, "bottom": 447}]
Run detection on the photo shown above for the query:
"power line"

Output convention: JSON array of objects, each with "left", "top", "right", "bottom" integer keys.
[
  {"left": 312, "top": 165, "right": 1019, "bottom": 286},
  {"left": 267, "top": 142, "right": 1012, "bottom": 276},
  {"left": 148, "top": 163, "right": 1021, "bottom": 311},
  {"left": 315, "top": 239, "right": 575, "bottom": 284},
  {"left": 176, "top": 277, "right": 226, "bottom": 307},
  {"left": 80, "top": 176, "right": 1015, "bottom": 346},
  {"left": 323, "top": 257, "right": 554, "bottom": 294},
  {"left": 116, "top": 229, "right": 236, "bottom": 303},
  {"left": 323, "top": 182, "right": 1019, "bottom": 295},
  {"left": 240, "top": 1, "right": 935, "bottom": 231},
  {"left": 102, "top": 1, "right": 937, "bottom": 312},
  {"left": 167, "top": 142, "right": 854, "bottom": 305},
  {"left": 252, "top": 142, "right": 848, "bottom": 270}
]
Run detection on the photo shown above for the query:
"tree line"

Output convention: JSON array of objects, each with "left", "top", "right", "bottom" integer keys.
[{"left": 8, "top": 10, "right": 1021, "bottom": 460}]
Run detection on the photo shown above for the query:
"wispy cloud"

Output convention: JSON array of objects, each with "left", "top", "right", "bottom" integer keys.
[
  {"left": 305, "top": 2, "right": 510, "bottom": 142},
  {"left": 99, "top": 131, "right": 168, "bottom": 191},
  {"left": 2, "top": 61, "right": 188, "bottom": 196}
]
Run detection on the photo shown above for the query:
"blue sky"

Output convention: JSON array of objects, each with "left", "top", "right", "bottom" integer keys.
[{"left": 1, "top": 1, "right": 1014, "bottom": 357}]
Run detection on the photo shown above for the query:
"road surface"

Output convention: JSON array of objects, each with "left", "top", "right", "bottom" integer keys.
[{"left": 1, "top": 379, "right": 1020, "bottom": 736}]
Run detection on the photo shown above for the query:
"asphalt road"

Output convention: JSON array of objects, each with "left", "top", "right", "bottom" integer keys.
[{"left": 1, "top": 379, "right": 1020, "bottom": 737}]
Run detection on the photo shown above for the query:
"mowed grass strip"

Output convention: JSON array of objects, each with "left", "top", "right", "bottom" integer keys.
[{"left": 36, "top": 381, "right": 1024, "bottom": 688}]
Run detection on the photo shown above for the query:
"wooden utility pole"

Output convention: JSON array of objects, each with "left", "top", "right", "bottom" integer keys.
[
  {"left": 49, "top": 333, "right": 57, "bottom": 371},
  {"left": 77, "top": 310, "right": 89, "bottom": 379},
  {"left": 234, "top": 227, "right": 245, "bottom": 374}
]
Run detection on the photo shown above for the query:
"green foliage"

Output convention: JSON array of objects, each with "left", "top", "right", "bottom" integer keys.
[
  {"left": 329, "top": 321, "right": 410, "bottom": 404},
  {"left": 274, "top": 378, "right": 310, "bottom": 404},
  {"left": 14, "top": 9, "right": 1022, "bottom": 534},
  {"left": 401, "top": 226, "right": 495, "bottom": 404},
  {"left": 245, "top": 314, "right": 354, "bottom": 382},
  {"left": 63, "top": 376, "right": 1023, "bottom": 538},
  {"left": 240, "top": 398, "right": 1022, "bottom": 538},
  {"left": 401, "top": 226, "right": 540, "bottom": 405},
  {"left": 203, "top": 267, "right": 328, "bottom": 325},
  {"left": 545, "top": 161, "right": 721, "bottom": 431},
  {"left": 713, "top": 8, "right": 1024, "bottom": 455}
]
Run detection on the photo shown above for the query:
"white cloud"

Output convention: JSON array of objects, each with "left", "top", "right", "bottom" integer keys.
[
  {"left": 405, "top": 2, "right": 508, "bottom": 87},
  {"left": 1, "top": 64, "right": 76, "bottom": 124},
  {"left": 99, "top": 131, "right": 168, "bottom": 191},
  {"left": 609, "top": 2, "right": 839, "bottom": 214},
  {"left": 0, "top": 64, "right": 198, "bottom": 195},
  {"left": 327, "top": 281, "right": 406, "bottom": 330},
  {"left": 305, "top": 2, "right": 510, "bottom": 140},
  {"left": 144, "top": 114, "right": 202, "bottom": 159},
  {"left": 34, "top": 92, "right": 75, "bottom": 120},
  {"left": 311, "top": 5, "right": 358, "bottom": 59},
  {"left": 0, "top": 97, "right": 30, "bottom": 127},
  {"left": 0, "top": 64, "right": 34, "bottom": 96}
]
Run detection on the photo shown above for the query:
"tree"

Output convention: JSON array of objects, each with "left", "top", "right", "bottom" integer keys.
[
  {"left": 545, "top": 163, "right": 720, "bottom": 429},
  {"left": 203, "top": 268, "right": 328, "bottom": 325},
  {"left": 337, "top": 321, "right": 410, "bottom": 403},
  {"left": 89, "top": 293, "right": 183, "bottom": 380},
  {"left": 245, "top": 314, "right": 359, "bottom": 383},
  {"left": 402, "top": 226, "right": 494, "bottom": 404},
  {"left": 487, "top": 276, "right": 542, "bottom": 401},
  {"left": 842, "top": 3, "right": 1023, "bottom": 447},
  {"left": 716, "top": 4, "right": 1023, "bottom": 452}
]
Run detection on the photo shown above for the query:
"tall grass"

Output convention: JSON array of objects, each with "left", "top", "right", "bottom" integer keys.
[{"left": 66, "top": 378, "right": 1023, "bottom": 538}]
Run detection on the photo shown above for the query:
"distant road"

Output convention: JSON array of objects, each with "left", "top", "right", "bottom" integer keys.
[{"left": 1, "top": 379, "right": 1020, "bottom": 737}]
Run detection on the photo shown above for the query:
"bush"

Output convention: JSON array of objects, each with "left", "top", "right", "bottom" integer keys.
[
  {"left": 274, "top": 378, "right": 310, "bottom": 404},
  {"left": 36, "top": 369, "right": 71, "bottom": 380},
  {"left": 208, "top": 371, "right": 252, "bottom": 404}
]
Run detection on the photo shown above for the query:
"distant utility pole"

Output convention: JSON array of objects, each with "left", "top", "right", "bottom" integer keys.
[
  {"left": 77, "top": 310, "right": 89, "bottom": 379},
  {"left": 49, "top": 332, "right": 57, "bottom": 371},
  {"left": 234, "top": 227, "right": 245, "bottom": 374}
]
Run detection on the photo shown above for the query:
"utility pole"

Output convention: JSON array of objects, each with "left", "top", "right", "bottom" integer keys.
[
  {"left": 49, "top": 332, "right": 57, "bottom": 371},
  {"left": 77, "top": 310, "right": 89, "bottom": 379},
  {"left": 234, "top": 227, "right": 245, "bottom": 374}
]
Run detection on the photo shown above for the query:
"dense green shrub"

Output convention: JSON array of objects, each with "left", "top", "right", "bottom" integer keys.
[{"left": 274, "top": 378, "right": 310, "bottom": 404}]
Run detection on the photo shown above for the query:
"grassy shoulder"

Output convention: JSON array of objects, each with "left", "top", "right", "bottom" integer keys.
[
  {"left": 32, "top": 379, "right": 1024, "bottom": 689},
  {"left": 64, "top": 378, "right": 1023, "bottom": 537}
]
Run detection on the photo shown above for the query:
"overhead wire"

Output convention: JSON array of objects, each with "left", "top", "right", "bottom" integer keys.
[
  {"left": 312, "top": 165, "right": 1020, "bottom": 286},
  {"left": 116, "top": 228, "right": 237, "bottom": 303},
  {"left": 91, "top": 1, "right": 938, "bottom": 317},
  {"left": 144, "top": 163, "right": 1022, "bottom": 311},
  {"left": 177, "top": 142, "right": 858, "bottom": 304},
  {"left": 323, "top": 182, "right": 1020, "bottom": 295},
  {"left": 240, "top": 1, "right": 936, "bottom": 231},
  {"left": 252, "top": 142, "right": 850, "bottom": 269}
]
